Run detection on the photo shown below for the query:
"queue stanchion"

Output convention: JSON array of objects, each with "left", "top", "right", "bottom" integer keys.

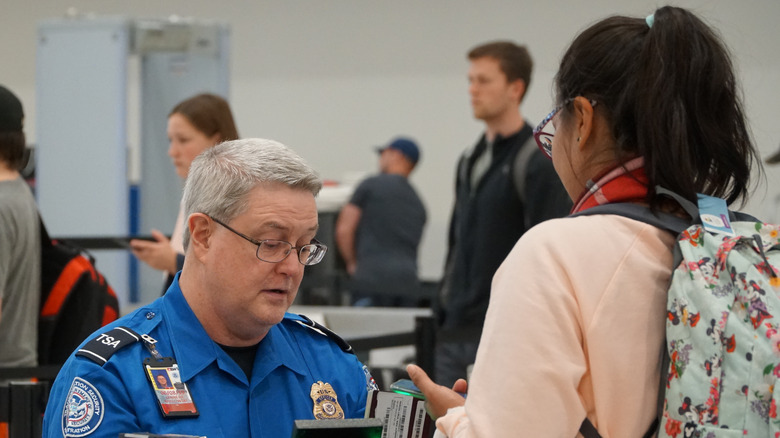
[
  {"left": 0, "top": 384, "right": 8, "bottom": 438},
  {"left": 0, "top": 367, "right": 55, "bottom": 438}
]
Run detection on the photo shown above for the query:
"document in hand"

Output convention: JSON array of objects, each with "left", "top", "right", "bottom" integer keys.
[{"left": 365, "top": 390, "right": 433, "bottom": 438}]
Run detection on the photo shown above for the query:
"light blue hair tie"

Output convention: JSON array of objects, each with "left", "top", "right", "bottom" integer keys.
[{"left": 646, "top": 14, "right": 655, "bottom": 28}]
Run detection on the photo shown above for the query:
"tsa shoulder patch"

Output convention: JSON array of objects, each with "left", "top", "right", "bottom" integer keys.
[
  {"left": 76, "top": 326, "right": 141, "bottom": 365},
  {"left": 363, "top": 364, "right": 379, "bottom": 391},
  {"left": 61, "top": 377, "right": 105, "bottom": 437}
]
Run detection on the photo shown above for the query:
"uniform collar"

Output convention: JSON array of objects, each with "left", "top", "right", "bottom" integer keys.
[{"left": 160, "top": 274, "right": 308, "bottom": 384}]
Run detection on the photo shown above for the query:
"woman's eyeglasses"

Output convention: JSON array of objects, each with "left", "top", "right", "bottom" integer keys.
[{"left": 533, "top": 98, "right": 597, "bottom": 159}]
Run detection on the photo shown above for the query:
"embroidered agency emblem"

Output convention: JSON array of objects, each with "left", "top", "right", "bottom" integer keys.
[
  {"left": 310, "top": 381, "right": 345, "bottom": 419},
  {"left": 362, "top": 364, "right": 379, "bottom": 391},
  {"left": 61, "top": 377, "right": 105, "bottom": 437}
]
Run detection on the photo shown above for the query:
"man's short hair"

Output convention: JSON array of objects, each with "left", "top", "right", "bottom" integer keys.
[
  {"left": 181, "top": 138, "right": 322, "bottom": 249},
  {"left": 468, "top": 41, "right": 533, "bottom": 98}
]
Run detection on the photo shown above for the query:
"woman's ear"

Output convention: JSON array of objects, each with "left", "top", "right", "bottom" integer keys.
[
  {"left": 187, "top": 213, "right": 212, "bottom": 262},
  {"left": 571, "top": 97, "right": 595, "bottom": 151}
]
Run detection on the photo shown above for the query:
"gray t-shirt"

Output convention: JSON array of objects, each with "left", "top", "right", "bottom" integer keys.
[
  {"left": 348, "top": 173, "right": 426, "bottom": 298},
  {"left": 0, "top": 177, "right": 40, "bottom": 367}
]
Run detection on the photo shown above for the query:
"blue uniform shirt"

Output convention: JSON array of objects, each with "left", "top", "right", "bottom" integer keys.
[{"left": 42, "top": 276, "right": 374, "bottom": 438}]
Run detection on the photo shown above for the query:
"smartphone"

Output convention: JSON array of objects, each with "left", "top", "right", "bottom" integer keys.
[
  {"left": 389, "top": 379, "right": 425, "bottom": 400},
  {"left": 116, "top": 236, "right": 158, "bottom": 247},
  {"left": 55, "top": 235, "right": 159, "bottom": 250}
]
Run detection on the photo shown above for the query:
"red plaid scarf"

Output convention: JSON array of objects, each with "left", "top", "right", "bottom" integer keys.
[{"left": 571, "top": 157, "right": 649, "bottom": 214}]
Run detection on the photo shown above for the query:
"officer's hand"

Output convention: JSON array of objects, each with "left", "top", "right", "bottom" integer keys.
[{"left": 406, "top": 364, "right": 467, "bottom": 420}]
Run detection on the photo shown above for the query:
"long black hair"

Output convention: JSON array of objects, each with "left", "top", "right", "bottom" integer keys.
[{"left": 555, "top": 6, "right": 759, "bottom": 207}]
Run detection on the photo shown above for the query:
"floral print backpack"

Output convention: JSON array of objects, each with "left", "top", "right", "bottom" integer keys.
[
  {"left": 577, "top": 189, "right": 780, "bottom": 438},
  {"left": 661, "top": 211, "right": 780, "bottom": 436}
]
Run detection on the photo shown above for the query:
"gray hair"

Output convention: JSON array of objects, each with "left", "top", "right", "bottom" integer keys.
[{"left": 181, "top": 138, "right": 322, "bottom": 249}]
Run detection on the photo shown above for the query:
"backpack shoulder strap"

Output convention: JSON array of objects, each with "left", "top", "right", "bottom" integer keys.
[
  {"left": 574, "top": 187, "right": 758, "bottom": 231},
  {"left": 38, "top": 211, "right": 53, "bottom": 248},
  {"left": 512, "top": 134, "right": 538, "bottom": 203},
  {"left": 570, "top": 202, "right": 691, "bottom": 235}
]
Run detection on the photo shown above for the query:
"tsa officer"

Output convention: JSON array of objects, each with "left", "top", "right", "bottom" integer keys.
[{"left": 43, "top": 139, "right": 378, "bottom": 438}]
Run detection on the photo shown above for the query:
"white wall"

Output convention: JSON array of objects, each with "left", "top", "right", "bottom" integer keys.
[{"left": 3, "top": 0, "right": 779, "bottom": 286}]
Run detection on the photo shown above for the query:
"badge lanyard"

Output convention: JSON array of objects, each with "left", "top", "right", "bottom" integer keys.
[{"left": 141, "top": 334, "right": 200, "bottom": 418}]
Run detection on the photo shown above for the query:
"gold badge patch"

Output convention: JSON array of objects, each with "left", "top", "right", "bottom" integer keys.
[{"left": 310, "top": 381, "right": 345, "bottom": 419}]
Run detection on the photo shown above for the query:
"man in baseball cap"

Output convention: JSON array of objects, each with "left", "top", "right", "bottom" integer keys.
[
  {"left": 375, "top": 137, "right": 420, "bottom": 165},
  {"left": 336, "top": 136, "right": 426, "bottom": 307}
]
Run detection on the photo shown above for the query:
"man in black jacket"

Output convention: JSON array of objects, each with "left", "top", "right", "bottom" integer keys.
[{"left": 435, "top": 41, "right": 571, "bottom": 387}]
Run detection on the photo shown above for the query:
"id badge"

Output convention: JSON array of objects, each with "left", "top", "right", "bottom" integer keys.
[{"left": 143, "top": 357, "right": 199, "bottom": 418}]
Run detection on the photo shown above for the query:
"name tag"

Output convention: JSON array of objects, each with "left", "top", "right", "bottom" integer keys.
[{"left": 143, "top": 357, "right": 199, "bottom": 418}]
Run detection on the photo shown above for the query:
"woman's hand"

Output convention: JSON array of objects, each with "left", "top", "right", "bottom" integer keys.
[
  {"left": 407, "top": 364, "right": 467, "bottom": 420},
  {"left": 129, "top": 229, "right": 178, "bottom": 272}
]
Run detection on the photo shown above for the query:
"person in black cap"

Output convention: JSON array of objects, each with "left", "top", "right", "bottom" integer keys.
[
  {"left": 0, "top": 85, "right": 41, "bottom": 368},
  {"left": 336, "top": 137, "right": 427, "bottom": 307}
]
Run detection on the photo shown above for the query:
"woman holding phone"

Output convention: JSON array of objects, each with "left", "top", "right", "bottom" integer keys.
[{"left": 130, "top": 93, "right": 239, "bottom": 290}]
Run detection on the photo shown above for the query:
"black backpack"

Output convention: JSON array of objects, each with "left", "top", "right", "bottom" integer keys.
[{"left": 38, "top": 217, "right": 120, "bottom": 365}]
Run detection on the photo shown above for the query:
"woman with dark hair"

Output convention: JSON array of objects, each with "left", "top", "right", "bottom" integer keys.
[
  {"left": 130, "top": 93, "right": 239, "bottom": 289},
  {"left": 407, "top": 6, "right": 761, "bottom": 436}
]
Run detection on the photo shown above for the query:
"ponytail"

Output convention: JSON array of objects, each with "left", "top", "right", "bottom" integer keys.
[{"left": 555, "top": 6, "right": 759, "bottom": 207}]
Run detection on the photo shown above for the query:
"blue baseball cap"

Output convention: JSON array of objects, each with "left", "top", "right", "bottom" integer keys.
[{"left": 376, "top": 137, "right": 420, "bottom": 164}]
